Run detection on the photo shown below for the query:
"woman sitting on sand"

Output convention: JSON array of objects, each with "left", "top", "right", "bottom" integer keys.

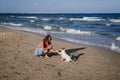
[{"left": 34, "top": 35, "right": 54, "bottom": 58}]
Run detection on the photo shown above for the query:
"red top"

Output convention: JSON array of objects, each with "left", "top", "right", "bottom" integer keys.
[
  {"left": 38, "top": 40, "right": 51, "bottom": 48},
  {"left": 38, "top": 40, "right": 44, "bottom": 48}
]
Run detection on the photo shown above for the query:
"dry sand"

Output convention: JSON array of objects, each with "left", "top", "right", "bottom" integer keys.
[{"left": 0, "top": 27, "right": 120, "bottom": 80}]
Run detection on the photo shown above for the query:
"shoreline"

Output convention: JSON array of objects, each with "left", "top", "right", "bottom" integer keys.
[
  {"left": 1, "top": 26, "right": 120, "bottom": 54},
  {"left": 0, "top": 26, "right": 120, "bottom": 80}
]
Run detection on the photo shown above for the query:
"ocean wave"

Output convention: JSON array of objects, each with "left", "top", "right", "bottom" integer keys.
[
  {"left": 106, "top": 23, "right": 120, "bottom": 26},
  {"left": 82, "top": 17, "right": 105, "bottom": 21},
  {"left": 44, "top": 25, "right": 52, "bottom": 30},
  {"left": 41, "top": 25, "right": 94, "bottom": 35},
  {"left": 70, "top": 17, "right": 105, "bottom": 21},
  {"left": 70, "top": 18, "right": 83, "bottom": 21},
  {"left": 59, "top": 27, "right": 66, "bottom": 32},
  {"left": 30, "top": 20, "right": 35, "bottom": 22},
  {"left": 66, "top": 28, "right": 80, "bottom": 34},
  {"left": 3, "top": 22, "right": 23, "bottom": 27},
  {"left": 42, "top": 25, "right": 60, "bottom": 30},
  {"left": 64, "top": 28, "right": 93, "bottom": 35},
  {"left": 116, "top": 37, "right": 120, "bottom": 41},
  {"left": 110, "top": 42, "right": 120, "bottom": 50},
  {"left": 109, "top": 19, "right": 120, "bottom": 22},
  {"left": 41, "top": 18, "right": 51, "bottom": 21},
  {"left": 58, "top": 17, "right": 65, "bottom": 20},
  {"left": 18, "top": 16, "right": 37, "bottom": 19},
  {"left": 27, "top": 24, "right": 94, "bottom": 35},
  {"left": 106, "top": 23, "right": 112, "bottom": 26}
]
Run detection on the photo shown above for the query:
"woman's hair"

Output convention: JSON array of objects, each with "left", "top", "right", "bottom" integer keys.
[
  {"left": 43, "top": 35, "right": 52, "bottom": 47},
  {"left": 43, "top": 35, "right": 52, "bottom": 41}
]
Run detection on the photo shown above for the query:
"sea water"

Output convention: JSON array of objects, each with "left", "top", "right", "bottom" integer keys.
[{"left": 0, "top": 13, "right": 120, "bottom": 53}]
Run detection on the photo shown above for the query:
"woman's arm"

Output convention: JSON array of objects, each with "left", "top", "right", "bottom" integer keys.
[{"left": 42, "top": 44, "right": 52, "bottom": 50}]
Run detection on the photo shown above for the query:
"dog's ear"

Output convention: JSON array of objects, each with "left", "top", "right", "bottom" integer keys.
[{"left": 61, "top": 47, "right": 65, "bottom": 50}]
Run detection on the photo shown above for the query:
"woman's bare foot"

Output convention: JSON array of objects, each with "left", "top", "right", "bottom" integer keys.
[{"left": 44, "top": 54, "right": 50, "bottom": 58}]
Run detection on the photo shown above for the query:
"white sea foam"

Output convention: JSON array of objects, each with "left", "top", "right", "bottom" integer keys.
[
  {"left": 3, "top": 22, "right": 23, "bottom": 26},
  {"left": 65, "top": 28, "right": 93, "bottom": 35},
  {"left": 60, "top": 27, "right": 66, "bottom": 32},
  {"left": 82, "top": 17, "right": 105, "bottom": 21},
  {"left": 109, "top": 19, "right": 120, "bottom": 22},
  {"left": 70, "top": 17, "right": 105, "bottom": 21},
  {"left": 42, "top": 26, "right": 93, "bottom": 35},
  {"left": 30, "top": 20, "right": 35, "bottom": 22},
  {"left": 106, "top": 23, "right": 112, "bottom": 26},
  {"left": 116, "top": 37, "right": 120, "bottom": 41},
  {"left": 41, "top": 18, "right": 51, "bottom": 21},
  {"left": 66, "top": 28, "right": 80, "bottom": 34},
  {"left": 26, "top": 16, "right": 37, "bottom": 19},
  {"left": 44, "top": 25, "right": 52, "bottom": 30},
  {"left": 18, "top": 16, "right": 37, "bottom": 19},
  {"left": 58, "top": 17, "right": 65, "bottom": 20},
  {"left": 110, "top": 42, "right": 119, "bottom": 50},
  {"left": 110, "top": 42, "right": 120, "bottom": 53},
  {"left": 70, "top": 18, "right": 83, "bottom": 21}
]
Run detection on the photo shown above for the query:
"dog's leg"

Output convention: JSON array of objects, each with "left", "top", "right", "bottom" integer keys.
[
  {"left": 65, "top": 60, "right": 70, "bottom": 62},
  {"left": 70, "top": 60, "right": 74, "bottom": 62}
]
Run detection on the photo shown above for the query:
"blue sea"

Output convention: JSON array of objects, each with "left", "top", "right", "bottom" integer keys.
[{"left": 0, "top": 13, "right": 120, "bottom": 53}]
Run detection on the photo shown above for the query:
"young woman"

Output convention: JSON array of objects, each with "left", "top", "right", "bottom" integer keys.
[{"left": 34, "top": 35, "right": 54, "bottom": 58}]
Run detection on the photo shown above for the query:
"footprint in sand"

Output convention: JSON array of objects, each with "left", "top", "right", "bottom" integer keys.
[{"left": 57, "top": 71, "right": 62, "bottom": 77}]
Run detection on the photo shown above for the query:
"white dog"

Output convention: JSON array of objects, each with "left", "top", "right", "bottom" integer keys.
[{"left": 56, "top": 48, "right": 74, "bottom": 62}]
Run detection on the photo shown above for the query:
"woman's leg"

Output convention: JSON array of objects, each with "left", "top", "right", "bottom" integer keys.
[{"left": 43, "top": 49, "right": 50, "bottom": 58}]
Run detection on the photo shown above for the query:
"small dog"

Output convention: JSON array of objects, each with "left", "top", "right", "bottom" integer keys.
[{"left": 56, "top": 48, "right": 74, "bottom": 62}]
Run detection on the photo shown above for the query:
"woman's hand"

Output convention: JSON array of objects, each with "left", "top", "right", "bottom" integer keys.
[
  {"left": 47, "top": 45, "right": 52, "bottom": 49},
  {"left": 51, "top": 49, "right": 57, "bottom": 53}
]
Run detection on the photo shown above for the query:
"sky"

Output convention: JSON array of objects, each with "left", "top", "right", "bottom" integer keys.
[{"left": 0, "top": 0, "right": 120, "bottom": 13}]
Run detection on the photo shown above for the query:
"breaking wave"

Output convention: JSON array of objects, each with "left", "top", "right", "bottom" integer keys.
[
  {"left": 70, "top": 17, "right": 105, "bottom": 21},
  {"left": 18, "top": 16, "right": 37, "bottom": 19},
  {"left": 109, "top": 19, "right": 120, "bottom": 22},
  {"left": 3, "top": 22, "right": 23, "bottom": 27}
]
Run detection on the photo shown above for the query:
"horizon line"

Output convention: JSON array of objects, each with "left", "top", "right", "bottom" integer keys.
[{"left": 0, "top": 12, "right": 120, "bottom": 14}]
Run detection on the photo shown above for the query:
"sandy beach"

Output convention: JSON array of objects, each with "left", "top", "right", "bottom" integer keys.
[{"left": 0, "top": 27, "right": 120, "bottom": 80}]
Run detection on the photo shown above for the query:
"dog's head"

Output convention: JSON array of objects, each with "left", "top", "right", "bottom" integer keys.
[
  {"left": 56, "top": 48, "right": 65, "bottom": 54},
  {"left": 60, "top": 47, "right": 65, "bottom": 52}
]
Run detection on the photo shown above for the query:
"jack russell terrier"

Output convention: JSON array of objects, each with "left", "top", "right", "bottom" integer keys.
[{"left": 56, "top": 48, "right": 74, "bottom": 62}]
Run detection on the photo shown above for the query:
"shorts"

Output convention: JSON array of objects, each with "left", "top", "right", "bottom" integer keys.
[{"left": 34, "top": 47, "right": 43, "bottom": 56}]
